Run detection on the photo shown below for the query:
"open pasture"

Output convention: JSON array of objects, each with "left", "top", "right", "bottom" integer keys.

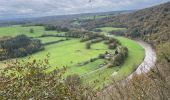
[{"left": 0, "top": 25, "right": 144, "bottom": 87}]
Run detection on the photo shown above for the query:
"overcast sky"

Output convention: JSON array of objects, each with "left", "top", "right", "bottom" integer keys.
[{"left": 0, "top": 0, "right": 169, "bottom": 19}]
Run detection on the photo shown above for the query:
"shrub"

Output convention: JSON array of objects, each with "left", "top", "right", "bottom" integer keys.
[
  {"left": 90, "top": 57, "right": 98, "bottom": 62},
  {"left": 104, "top": 38, "right": 121, "bottom": 50},
  {"left": 29, "top": 28, "right": 34, "bottom": 33},
  {"left": 86, "top": 42, "right": 91, "bottom": 49},
  {"left": 112, "top": 53, "right": 124, "bottom": 66},
  {"left": 99, "top": 54, "right": 105, "bottom": 59},
  {"left": 108, "top": 43, "right": 117, "bottom": 49},
  {"left": 110, "top": 46, "right": 128, "bottom": 67}
]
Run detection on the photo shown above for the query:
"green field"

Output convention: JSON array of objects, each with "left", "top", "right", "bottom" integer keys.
[
  {"left": 36, "top": 39, "right": 110, "bottom": 72},
  {"left": 0, "top": 25, "right": 64, "bottom": 37},
  {"left": 97, "top": 27, "right": 127, "bottom": 33},
  {"left": 0, "top": 25, "right": 144, "bottom": 88},
  {"left": 37, "top": 37, "right": 66, "bottom": 44}
]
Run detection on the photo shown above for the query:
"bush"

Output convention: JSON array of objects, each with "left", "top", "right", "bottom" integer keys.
[
  {"left": 86, "top": 42, "right": 91, "bottom": 49},
  {"left": 90, "top": 57, "right": 98, "bottom": 62},
  {"left": 99, "top": 54, "right": 105, "bottom": 59},
  {"left": 111, "top": 53, "right": 124, "bottom": 66},
  {"left": 29, "top": 28, "right": 34, "bottom": 33},
  {"left": 110, "top": 46, "right": 128, "bottom": 67},
  {"left": 108, "top": 43, "right": 117, "bottom": 49}
]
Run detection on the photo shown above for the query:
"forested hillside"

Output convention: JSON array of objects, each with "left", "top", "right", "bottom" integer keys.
[
  {"left": 85, "top": 2, "right": 170, "bottom": 44},
  {"left": 112, "top": 2, "right": 170, "bottom": 99},
  {"left": 121, "top": 2, "right": 170, "bottom": 44}
]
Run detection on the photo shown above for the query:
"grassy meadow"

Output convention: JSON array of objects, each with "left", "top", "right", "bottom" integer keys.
[
  {"left": 37, "top": 37, "right": 66, "bottom": 44},
  {"left": 0, "top": 25, "right": 64, "bottom": 37},
  {"left": 97, "top": 27, "right": 127, "bottom": 33},
  {"left": 0, "top": 25, "right": 144, "bottom": 87}
]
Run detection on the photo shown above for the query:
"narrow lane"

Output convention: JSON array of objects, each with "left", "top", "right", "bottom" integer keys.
[{"left": 128, "top": 39, "right": 156, "bottom": 79}]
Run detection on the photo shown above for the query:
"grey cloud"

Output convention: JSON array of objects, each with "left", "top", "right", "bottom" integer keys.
[{"left": 0, "top": 0, "right": 169, "bottom": 19}]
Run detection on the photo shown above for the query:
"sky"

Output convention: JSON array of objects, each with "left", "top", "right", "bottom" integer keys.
[{"left": 0, "top": 0, "right": 169, "bottom": 19}]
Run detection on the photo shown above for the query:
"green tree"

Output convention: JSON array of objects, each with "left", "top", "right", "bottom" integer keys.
[{"left": 30, "top": 28, "right": 34, "bottom": 33}]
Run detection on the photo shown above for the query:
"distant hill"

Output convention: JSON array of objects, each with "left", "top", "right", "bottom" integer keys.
[{"left": 0, "top": 10, "right": 134, "bottom": 27}]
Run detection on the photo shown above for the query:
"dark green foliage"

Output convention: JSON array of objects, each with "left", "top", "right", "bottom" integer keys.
[
  {"left": 108, "top": 43, "right": 116, "bottom": 49},
  {"left": 41, "top": 33, "right": 66, "bottom": 38},
  {"left": 21, "top": 23, "right": 44, "bottom": 27},
  {"left": 66, "top": 29, "right": 105, "bottom": 40},
  {"left": 157, "top": 42, "right": 170, "bottom": 63},
  {"left": 86, "top": 42, "right": 91, "bottom": 49},
  {"left": 45, "top": 24, "right": 69, "bottom": 32},
  {"left": 43, "top": 39, "right": 67, "bottom": 46},
  {"left": 90, "top": 57, "right": 99, "bottom": 62},
  {"left": 110, "top": 30, "right": 126, "bottom": 36},
  {"left": 104, "top": 38, "right": 120, "bottom": 49},
  {"left": 0, "top": 35, "right": 44, "bottom": 60},
  {"left": 110, "top": 46, "right": 128, "bottom": 67},
  {"left": 29, "top": 28, "right": 34, "bottom": 33},
  {"left": 98, "top": 54, "right": 105, "bottom": 59},
  {"left": 112, "top": 53, "right": 124, "bottom": 66},
  {"left": 104, "top": 38, "right": 120, "bottom": 45},
  {"left": 65, "top": 29, "right": 86, "bottom": 38}
]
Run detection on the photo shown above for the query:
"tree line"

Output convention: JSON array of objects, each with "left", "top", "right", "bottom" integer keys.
[
  {"left": 45, "top": 24, "right": 69, "bottom": 32},
  {"left": 0, "top": 35, "right": 44, "bottom": 60}
]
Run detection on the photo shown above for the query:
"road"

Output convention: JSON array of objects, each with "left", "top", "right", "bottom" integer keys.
[{"left": 127, "top": 39, "right": 157, "bottom": 79}]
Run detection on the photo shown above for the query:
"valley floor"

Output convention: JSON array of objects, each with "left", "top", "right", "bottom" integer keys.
[{"left": 0, "top": 25, "right": 145, "bottom": 88}]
